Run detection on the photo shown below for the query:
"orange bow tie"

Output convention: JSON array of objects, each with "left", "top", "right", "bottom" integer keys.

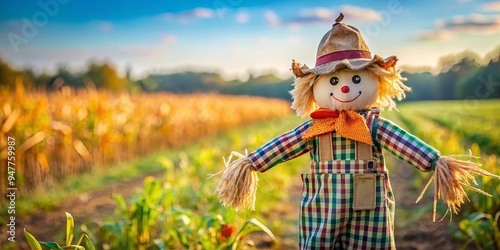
[{"left": 302, "top": 108, "right": 373, "bottom": 145}]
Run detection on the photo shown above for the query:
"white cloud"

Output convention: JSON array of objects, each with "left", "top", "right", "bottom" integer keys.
[
  {"left": 100, "top": 22, "right": 113, "bottom": 32},
  {"left": 288, "top": 7, "right": 334, "bottom": 26},
  {"left": 444, "top": 14, "right": 500, "bottom": 32},
  {"left": 188, "top": 8, "right": 214, "bottom": 19},
  {"left": 300, "top": 7, "right": 333, "bottom": 20},
  {"left": 435, "top": 19, "right": 445, "bottom": 28},
  {"left": 479, "top": 1, "right": 500, "bottom": 12},
  {"left": 162, "top": 8, "right": 214, "bottom": 23},
  {"left": 417, "top": 14, "right": 500, "bottom": 40},
  {"left": 339, "top": 5, "right": 381, "bottom": 22},
  {"left": 264, "top": 10, "right": 280, "bottom": 27},
  {"left": 162, "top": 34, "right": 177, "bottom": 44},
  {"left": 286, "top": 5, "right": 381, "bottom": 28},
  {"left": 285, "top": 35, "right": 302, "bottom": 45},
  {"left": 451, "top": 15, "right": 466, "bottom": 25},
  {"left": 235, "top": 11, "right": 249, "bottom": 23},
  {"left": 417, "top": 29, "right": 453, "bottom": 40},
  {"left": 256, "top": 36, "right": 271, "bottom": 45}
]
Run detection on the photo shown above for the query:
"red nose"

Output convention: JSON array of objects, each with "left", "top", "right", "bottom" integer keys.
[{"left": 341, "top": 86, "right": 350, "bottom": 93}]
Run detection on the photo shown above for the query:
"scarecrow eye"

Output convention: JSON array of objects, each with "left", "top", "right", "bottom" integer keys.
[
  {"left": 352, "top": 75, "right": 361, "bottom": 84},
  {"left": 330, "top": 76, "right": 339, "bottom": 85}
]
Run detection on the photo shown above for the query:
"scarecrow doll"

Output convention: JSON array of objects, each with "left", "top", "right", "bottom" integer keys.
[{"left": 214, "top": 13, "right": 498, "bottom": 249}]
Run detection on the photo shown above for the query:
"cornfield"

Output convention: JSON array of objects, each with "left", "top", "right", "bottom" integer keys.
[{"left": 0, "top": 84, "right": 291, "bottom": 204}]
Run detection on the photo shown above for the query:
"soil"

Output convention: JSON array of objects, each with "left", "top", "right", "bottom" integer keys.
[
  {"left": 2, "top": 160, "right": 466, "bottom": 250},
  {"left": 384, "top": 160, "right": 465, "bottom": 250}
]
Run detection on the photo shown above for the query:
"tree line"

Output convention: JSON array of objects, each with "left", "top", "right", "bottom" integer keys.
[
  {"left": 1, "top": 47, "right": 499, "bottom": 101},
  {"left": 403, "top": 54, "right": 500, "bottom": 101}
]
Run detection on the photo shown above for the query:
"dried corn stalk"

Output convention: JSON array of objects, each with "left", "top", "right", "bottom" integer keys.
[
  {"left": 417, "top": 155, "right": 500, "bottom": 222},
  {"left": 211, "top": 151, "right": 259, "bottom": 210}
]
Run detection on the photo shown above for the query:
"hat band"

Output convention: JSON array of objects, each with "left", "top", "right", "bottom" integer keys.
[{"left": 315, "top": 50, "right": 372, "bottom": 66}]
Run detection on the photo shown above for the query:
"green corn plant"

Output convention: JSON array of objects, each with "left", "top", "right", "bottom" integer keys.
[
  {"left": 24, "top": 212, "right": 96, "bottom": 250},
  {"left": 453, "top": 211, "right": 500, "bottom": 250},
  {"left": 150, "top": 210, "right": 274, "bottom": 249},
  {"left": 99, "top": 179, "right": 168, "bottom": 249},
  {"left": 98, "top": 175, "right": 279, "bottom": 249},
  {"left": 228, "top": 218, "right": 278, "bottom": 250}
]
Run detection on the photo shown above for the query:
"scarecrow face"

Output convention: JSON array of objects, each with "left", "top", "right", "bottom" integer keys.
[{"left": 312, "top": 69, "right": 379, "bottom": 111}]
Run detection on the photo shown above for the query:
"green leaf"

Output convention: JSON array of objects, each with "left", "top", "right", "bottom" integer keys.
[
  {"left": 102, "top": 222, "right": 123, "bottom": 238},
  {"left": 39, "top": 241, "right": 63, "bottom": 249},
  {"left": 84, "top": 234, "right": 96, "bottom": 250},
  {"left": 65, "top": 212, "right": 75, "bottom": 246},
  {"left": 157, "top": 156, "right": 174, "bottom": 171},
  {"left": 112, "top": 193, "right": 127, "bottom": 211},
  {"left": 246, "top": 218, "right": 277, "bottom": 243},
  {"left": 203, "top": 214, "right": 223, "bottom": 232},
  {"left": 61, "top": 245, "right": 85, "bottom": 250},
  {"left": 458, "top": 212, "right": 498, "bottom": 249},
  {"left": 469, "top": 212, "right": 492, "bottom": 223},
  {"left": 230, "top": 218, "right": 278, "bottom": 248},
  {"left": 177, "top": 214, "right": 191, "bottom": 227},
  {"left": 494, "top": 211, "right": 500, "bottom": 245},
  {"left": 153, "top": 239, "right": 166, "bottom": 250},
  {"left": 75, "top": 234, "right": 96, "bottom": 250},
  {"left": 173, "top": 230, "right": 189, "bottom": 248},
  {"left": 459, "top": 218, "right": 471, "bottom": 233},
  {"left": 24, "top": 229, "right": 43, "bottom": 250}
]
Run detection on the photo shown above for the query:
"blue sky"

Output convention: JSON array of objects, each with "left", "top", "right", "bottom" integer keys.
[{"left": 0, "top": 0, "right": 499, "bottom": 80}]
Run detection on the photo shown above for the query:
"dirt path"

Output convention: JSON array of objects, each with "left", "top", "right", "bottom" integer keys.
[
  {"left": 3, "top": 160, "right": 466, "bottom": 250},
  {"left": 387, "top": 159, "right": 464, "bottom": 250}
]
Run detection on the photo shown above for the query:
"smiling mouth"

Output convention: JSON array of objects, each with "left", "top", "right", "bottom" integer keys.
[{"left": 330, "top": 91, "right": 362, "bottom": 103}]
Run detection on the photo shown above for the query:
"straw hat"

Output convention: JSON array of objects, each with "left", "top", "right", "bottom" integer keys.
[{"left": 292, "top": 13, "right": 397, "bottom": 78}]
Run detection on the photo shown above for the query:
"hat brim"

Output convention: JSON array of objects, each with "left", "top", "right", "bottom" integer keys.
[{"left": 298, "top": 55, "right": 397, "bottom": 77}]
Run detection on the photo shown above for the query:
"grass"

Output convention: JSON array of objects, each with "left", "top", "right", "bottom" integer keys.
[
  {"left": 384, "top": 100, "right": 500, "bottom": 246},
  {"left": 397, "top": 99, "right": 500, "bottom": 155}
]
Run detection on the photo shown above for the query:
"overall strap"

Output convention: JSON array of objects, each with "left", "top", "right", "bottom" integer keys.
[
  {"left": 356, "top": 108, "right": 379, "bottom": 160},
  {"left": 318, "top": 132, "right": 334, "bottom": 161},
  {"left": 355, "top": 142, "right": 372, "bottom": 160},
  {"left": 366, "top": 108, "right": 380, "bottom": 147}
]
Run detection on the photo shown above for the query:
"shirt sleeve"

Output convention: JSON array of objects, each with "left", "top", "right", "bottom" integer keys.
[
  {"left": 376, "top": 116, "right": 440, "bottom": 172},
  {"left": 248, "top": 120, "right": 313, "bottom": 173}
]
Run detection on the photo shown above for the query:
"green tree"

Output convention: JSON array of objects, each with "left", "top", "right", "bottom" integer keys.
[
  {"left": 0, "top": 56, "right": 22, "bottom": 90},
  {"left": 403, "top": 71, "right": 438, "bottom": 101},
  {"left": 437, "top": 57, "right": 479, "bottom": 100},
  {"left": 85, "top": 62, "right": 126, "bottom": 92},
  {"left": 46, "top": 65, "right": 85, "bottom": 90},
  {"left": 456, "top": 57, "right": 500, "bottom": 99}
]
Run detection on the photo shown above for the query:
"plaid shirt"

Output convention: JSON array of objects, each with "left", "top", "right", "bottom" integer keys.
[
  {"left": 248, "top": 115, "right": 440, "bottom": 173},
  {"left": 248, "top": 112, "right": 440, "bottom": 249}
]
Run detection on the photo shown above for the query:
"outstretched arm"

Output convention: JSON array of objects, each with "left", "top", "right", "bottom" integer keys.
[
  {"left": 376, "top": 116, "right": 499, "bottom": 221},
  {"left": 249, "top": 120, "right": 313, "bottom": 172},
  {"left": 214, "top": 120, "right": 313, "bottom": 210},
  {"left": 376, "top": 116, "right": 440, "bottom": 171}
]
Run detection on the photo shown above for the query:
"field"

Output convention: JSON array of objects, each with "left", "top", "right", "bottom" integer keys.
[
  {"left": 1, "top": 93, "right": 499, "bottom": 249},
  {"left": 383, "top": 100, "right": 500, "bottom": 249},
  {"left": 0, "top": 87, "right": 291, "bottom": 209}
]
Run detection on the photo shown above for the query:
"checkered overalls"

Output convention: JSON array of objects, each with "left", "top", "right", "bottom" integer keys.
[{"left": 248, "top": 109, "right": 440, "bottom": 249}]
